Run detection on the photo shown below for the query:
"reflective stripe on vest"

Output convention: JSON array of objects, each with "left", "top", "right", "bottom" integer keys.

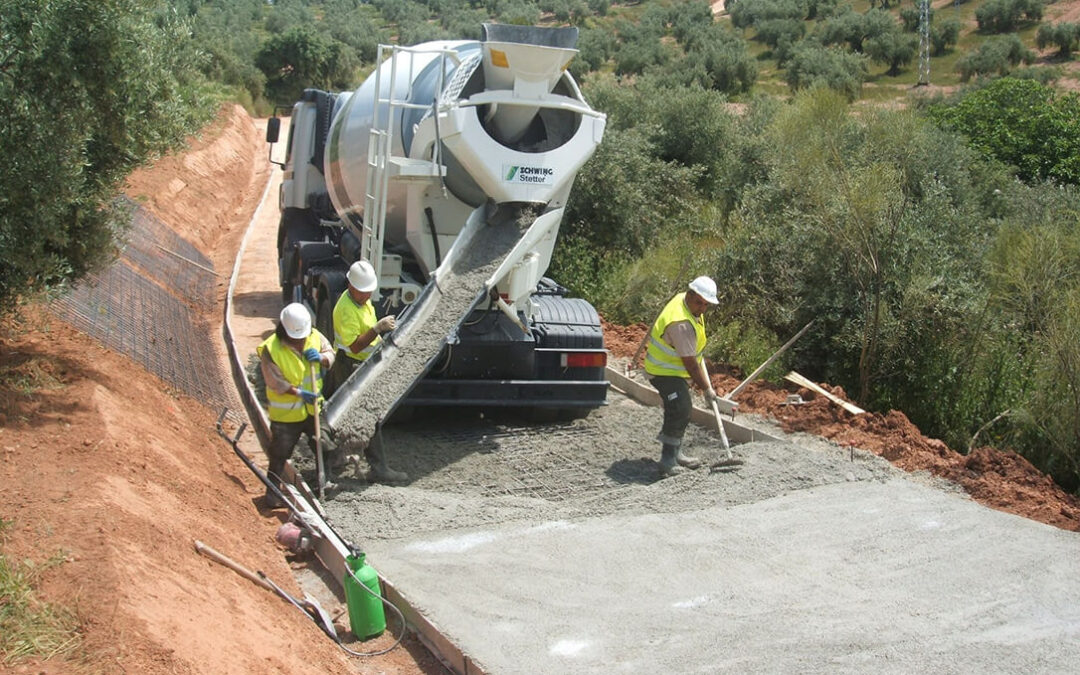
[
  {"left": 333, "top": 292, "right": 380, "bottom": 361},
  {"left": 644, "top": 292, "right": 706, "bottom": 379},
  {"left": 257, "top": 332, "right": 324, "bottom": 423}
]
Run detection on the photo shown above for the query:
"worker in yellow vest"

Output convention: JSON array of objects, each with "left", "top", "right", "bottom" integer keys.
[
  {"left": 257, "top": 302, "right": 336, "bottom": 506},
  {"left": 327, "top": 260, "right": 407, "bottom": 483},
  {"left": 644, "top": 276, "right": 720, "bottom": 477},
  {"left": 326, "top": 260, "right": 395, "bottom": 396}
]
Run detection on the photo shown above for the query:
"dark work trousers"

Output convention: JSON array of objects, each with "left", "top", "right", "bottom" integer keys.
[
  {"left": 324, "top": 350, "right": 361, "bottom": 398},
  {"left": 650, "top": 375, "right": 692, "bottom": 449},
  {"left": 266, "top": 417, "right": 317, "bottom": 487}
]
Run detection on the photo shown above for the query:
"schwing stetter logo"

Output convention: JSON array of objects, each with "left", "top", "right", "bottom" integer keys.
[{"left": 504, "top": 165, "right": 555, "bottom": 185}]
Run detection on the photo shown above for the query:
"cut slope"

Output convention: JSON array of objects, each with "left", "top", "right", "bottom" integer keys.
[{"left": 1, "top": 105, "right": 433, "bottom": 673}]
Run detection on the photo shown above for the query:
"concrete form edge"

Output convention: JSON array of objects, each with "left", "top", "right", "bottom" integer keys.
[
  {"left": 604, "top": 367, "right": 783, "bottom": 445},
  {"left": 222, "top": 171, "right": 478, "bottom": 675}
]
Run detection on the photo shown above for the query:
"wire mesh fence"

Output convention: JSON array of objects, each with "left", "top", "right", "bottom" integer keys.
[{"left": 51, "top": 200, "right": 243, "bottom": 421}]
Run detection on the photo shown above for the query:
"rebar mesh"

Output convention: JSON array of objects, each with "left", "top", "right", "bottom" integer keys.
[{"left": 51, "top": 202, "right": 242, "bottom": 421}]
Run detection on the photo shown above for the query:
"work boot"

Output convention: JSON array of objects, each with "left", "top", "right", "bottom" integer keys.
[
  {"left": 676, "top": 447, "right": 701, "bottom": 470},
  {"left": 364, "top": 445, "right": 409, "bottom": 483},
  {"left": 659, "top": 444, "right": 685, "bottom": 478},
  {"left": 262, "top": 488, "right": 285, "bottom": 509}
]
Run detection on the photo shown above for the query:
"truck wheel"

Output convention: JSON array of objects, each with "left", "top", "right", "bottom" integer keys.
[{"left": 316, "top": 294, "right": 334, "bottom": 342}]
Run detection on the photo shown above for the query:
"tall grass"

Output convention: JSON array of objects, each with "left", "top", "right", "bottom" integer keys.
[{"left": 0, "top": 519, "right": 81, "bottom": 664}]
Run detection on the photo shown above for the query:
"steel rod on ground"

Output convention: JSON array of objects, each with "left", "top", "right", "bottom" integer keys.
[{"left": 726, "top": 320, "right": 814, "bottom": 401}]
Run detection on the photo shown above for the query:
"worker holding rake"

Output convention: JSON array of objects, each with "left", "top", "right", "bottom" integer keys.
[
  {"left": 257, "top": 302, "right": 337, "bottom": 507},
  {"left": 644, "top": 276, "right": 720, "bottom": 477}
]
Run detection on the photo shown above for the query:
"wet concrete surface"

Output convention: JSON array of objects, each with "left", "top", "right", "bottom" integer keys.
[{"left": 312, "top": 391, "right": 1080, "bottom": 673}]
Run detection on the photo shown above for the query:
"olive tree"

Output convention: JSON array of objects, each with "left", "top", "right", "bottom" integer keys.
[
  {"left": 0, "top": 0, "right": 213, "bottom": 313},
  {"left": 955, "top": 34, "right": 1034, "bottom": 81},
  {"left": 1037, "top": 22, "right": 1080, "bottom": 59},
  {"left": 784, "top": 42, "right": 868, "bottom": 100}
]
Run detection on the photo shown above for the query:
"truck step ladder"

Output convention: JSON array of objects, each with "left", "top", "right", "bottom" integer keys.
[{"left": 362, "top": 44, "right": 458, "bottom": 283}]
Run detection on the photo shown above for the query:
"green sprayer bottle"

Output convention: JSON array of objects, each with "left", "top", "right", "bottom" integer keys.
[{"left": 344, "top": 553, "right": 386, "bottom": 639}]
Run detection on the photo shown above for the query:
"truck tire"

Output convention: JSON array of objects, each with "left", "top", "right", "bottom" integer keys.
[
  {"left": 310, "top": 266, "right": 348, "bottom": 341},
  {"left": 316, "top": 293, "right": 334, "bottom": 344},
  {"left": 278, "top": 208, "right": 324, "bottom": 305}
]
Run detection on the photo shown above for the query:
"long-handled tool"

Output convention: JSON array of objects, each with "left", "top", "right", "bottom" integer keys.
[
  {"left": 194, "top": 540, "right": 340, "bottom": 643},
  {"left": 699, "top": 359, "right": 744, "bottom": 471},
  {"left": 215, "top": 409, "right": 314, "bottom": 527},
  {"left": 310, "top": 362, "right": 326, "bottom": 500}
]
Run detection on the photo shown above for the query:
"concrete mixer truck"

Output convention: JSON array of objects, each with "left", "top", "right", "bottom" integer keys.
[{"left": 265, "top": 24, "right": 609, "bottom": 428}]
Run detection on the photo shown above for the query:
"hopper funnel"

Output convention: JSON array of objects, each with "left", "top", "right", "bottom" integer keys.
[{"left": 480, "top": 23, "right": 578, "bottom": 145}]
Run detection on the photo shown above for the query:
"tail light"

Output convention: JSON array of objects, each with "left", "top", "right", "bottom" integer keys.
[{"left": 562, "top": 352, "right": 607, "bottom": 369}]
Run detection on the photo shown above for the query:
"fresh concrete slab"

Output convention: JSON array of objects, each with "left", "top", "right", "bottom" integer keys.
[{"left": 361, "top": 478, "right": 1080, "bottom": 674}]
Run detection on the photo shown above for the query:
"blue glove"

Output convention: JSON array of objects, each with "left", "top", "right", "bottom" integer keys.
[
  {"left": 303, "top": 347, "right": 321, "bottom": 362},
  {"left": 297, "top": 388, "right": 318, "bottom": 404}
]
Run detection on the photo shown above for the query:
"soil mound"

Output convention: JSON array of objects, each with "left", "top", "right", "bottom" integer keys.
[{"left": 601, "top": 318, "right": 1080, "bottom": 531}]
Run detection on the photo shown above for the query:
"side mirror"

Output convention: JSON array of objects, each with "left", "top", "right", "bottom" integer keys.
[{"left": 266, "top": 117, "right": 281, "bottom": 144}]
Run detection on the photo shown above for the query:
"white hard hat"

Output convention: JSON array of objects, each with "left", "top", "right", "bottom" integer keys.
[
  {"left": 688, "top": 276, "right": 719, "bottom": 305},
  {"left": 280, "top": 302, "right": 312, "bottom": 339},
  {"left": 346, "top": 260, "right": 377, "bottom": 293}
]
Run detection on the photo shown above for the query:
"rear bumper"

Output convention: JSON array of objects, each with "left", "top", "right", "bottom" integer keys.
[{"left": 403, "top": 379, "right": 609, "bottom": 408}]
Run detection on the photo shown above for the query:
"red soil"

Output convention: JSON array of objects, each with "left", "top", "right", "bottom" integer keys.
[
  {"left": 602, "top": 319, "right": 1080, "bottom": 532},
  {"left": 0, "top": 106, "right": 434, "bottom": 673}
]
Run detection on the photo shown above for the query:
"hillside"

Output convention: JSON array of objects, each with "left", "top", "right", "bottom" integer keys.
[
  {"left": 714, "top": 0, "right": 1080, "bottom": 97},
  {"left": 0, "top": 106, "right": 433, "bottom": 673}
]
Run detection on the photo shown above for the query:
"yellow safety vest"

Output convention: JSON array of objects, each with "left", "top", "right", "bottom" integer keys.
[
  {"left": 644, "top": 292, "right": 706, "bottom": 379},
  {"left": 333, "top": 291, "right": 380, "bottom": 361},
  {"left": 257, "top": 331, "right": 325, "bottom": 423}
]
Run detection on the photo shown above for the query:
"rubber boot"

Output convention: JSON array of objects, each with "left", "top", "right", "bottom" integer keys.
[
  {"left": 660, "top": 444, "right": 685, "bottom": 477},
  {"left": 364, "top": 444, "right": 408, "bottom": 483},
  {"left": 676, "top": 446, "right": 701, "bottom": 470},
  {"left": 262, "top": 486, "right": 285, "bottom": 509}
]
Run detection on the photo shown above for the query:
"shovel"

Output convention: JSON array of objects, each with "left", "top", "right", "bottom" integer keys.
[
  {"left": 699, "top": 359, "right": 744, "bottom": 471},
  {"left": 310, "top": 362, "right": 326, "bottom": 500}
]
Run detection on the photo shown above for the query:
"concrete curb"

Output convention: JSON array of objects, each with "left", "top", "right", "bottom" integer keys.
[{"left": 220, "top": 171, "right": 479, "bottom": 674}]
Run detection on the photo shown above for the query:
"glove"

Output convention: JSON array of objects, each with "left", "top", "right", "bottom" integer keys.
[
  {"left": 297, "top": 388, "right": 318, "bottom": 404},
  {"left": 374, "top": 316, "right": 396, "bottom": 336},
  {"left": 303, "top": 347, "right": 321, "bottom": 362},
  {"left": 704, "top": 390, "right": 719, "bottom": 403}
]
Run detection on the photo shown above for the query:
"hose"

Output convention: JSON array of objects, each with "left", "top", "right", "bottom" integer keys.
[{"left": 337, "top": 567, "right": 408, "bottom": 657}]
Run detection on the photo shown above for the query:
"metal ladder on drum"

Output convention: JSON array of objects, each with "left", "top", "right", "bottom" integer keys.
[{"left": 361, "top": 43, "right": 458, "bottom": 287}]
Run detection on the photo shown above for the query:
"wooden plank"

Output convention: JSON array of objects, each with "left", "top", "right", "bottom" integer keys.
[
  {"left": 727, "top": 320, "right": 813, "bottom": 400},
  {"left": 784, "top": 371, "right": 865, "bottom": 415},
  {"left": 606, "top": 367, "right": 780, "bottom": 444},
  {"left": 606, "top": 367, "right": 738, "bottom": 416}
]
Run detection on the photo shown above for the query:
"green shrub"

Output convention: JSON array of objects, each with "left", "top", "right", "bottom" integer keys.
[
  {"left": 975, "top": 0, "right": 1043, "bottom": 34},
  {"left": 955, "top": 34, "right": 1034, "bottom": 81},
  {"left": 1036, "top": 22, "right": 1080, "bottom": 59},
  {"left": 784, "top": 42, "right": 868, "bottom": 101},
  {"left": 0, "top": 0, "right": 215, "bottom": 315},
  {"left": 928, "top": 77, "right": 1080, "bottom": 185}
]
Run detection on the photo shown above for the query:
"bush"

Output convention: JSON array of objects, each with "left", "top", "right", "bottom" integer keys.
[
  {"left": 784, "top": 42, "right": 868, "bottom": 101},
  {"left": 820, "top": 7, "right": 898, "bottom": 53},
  {"left": 931, "top": 19, "right": 962, "bottom": 56},
  {"left": 1036, "top": 22, "right": 1080, "bottom": 59},
  {"left": 928, "top": 77, "right": 1080, "bottom": 185},
  {"left": 865, "top": 29, "right": 918, "bottom": 75},
  {"left": 257, "top": 26, "right": 359, "bottom": 103},
  {"left": 679, "top": 25, "right": 759, "bottom": 94},
  {"left": 899, "top": 6, "right": 931, "bottom": 33},
  {"left": 955, "top": 34, "right": 1034, "bottom": 81},
  {"left": 975, "top": 0, "right": 1043, "bottom": 34},
  {"left": 0, "top": 0, "right": 214, "bottom": 314}
]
